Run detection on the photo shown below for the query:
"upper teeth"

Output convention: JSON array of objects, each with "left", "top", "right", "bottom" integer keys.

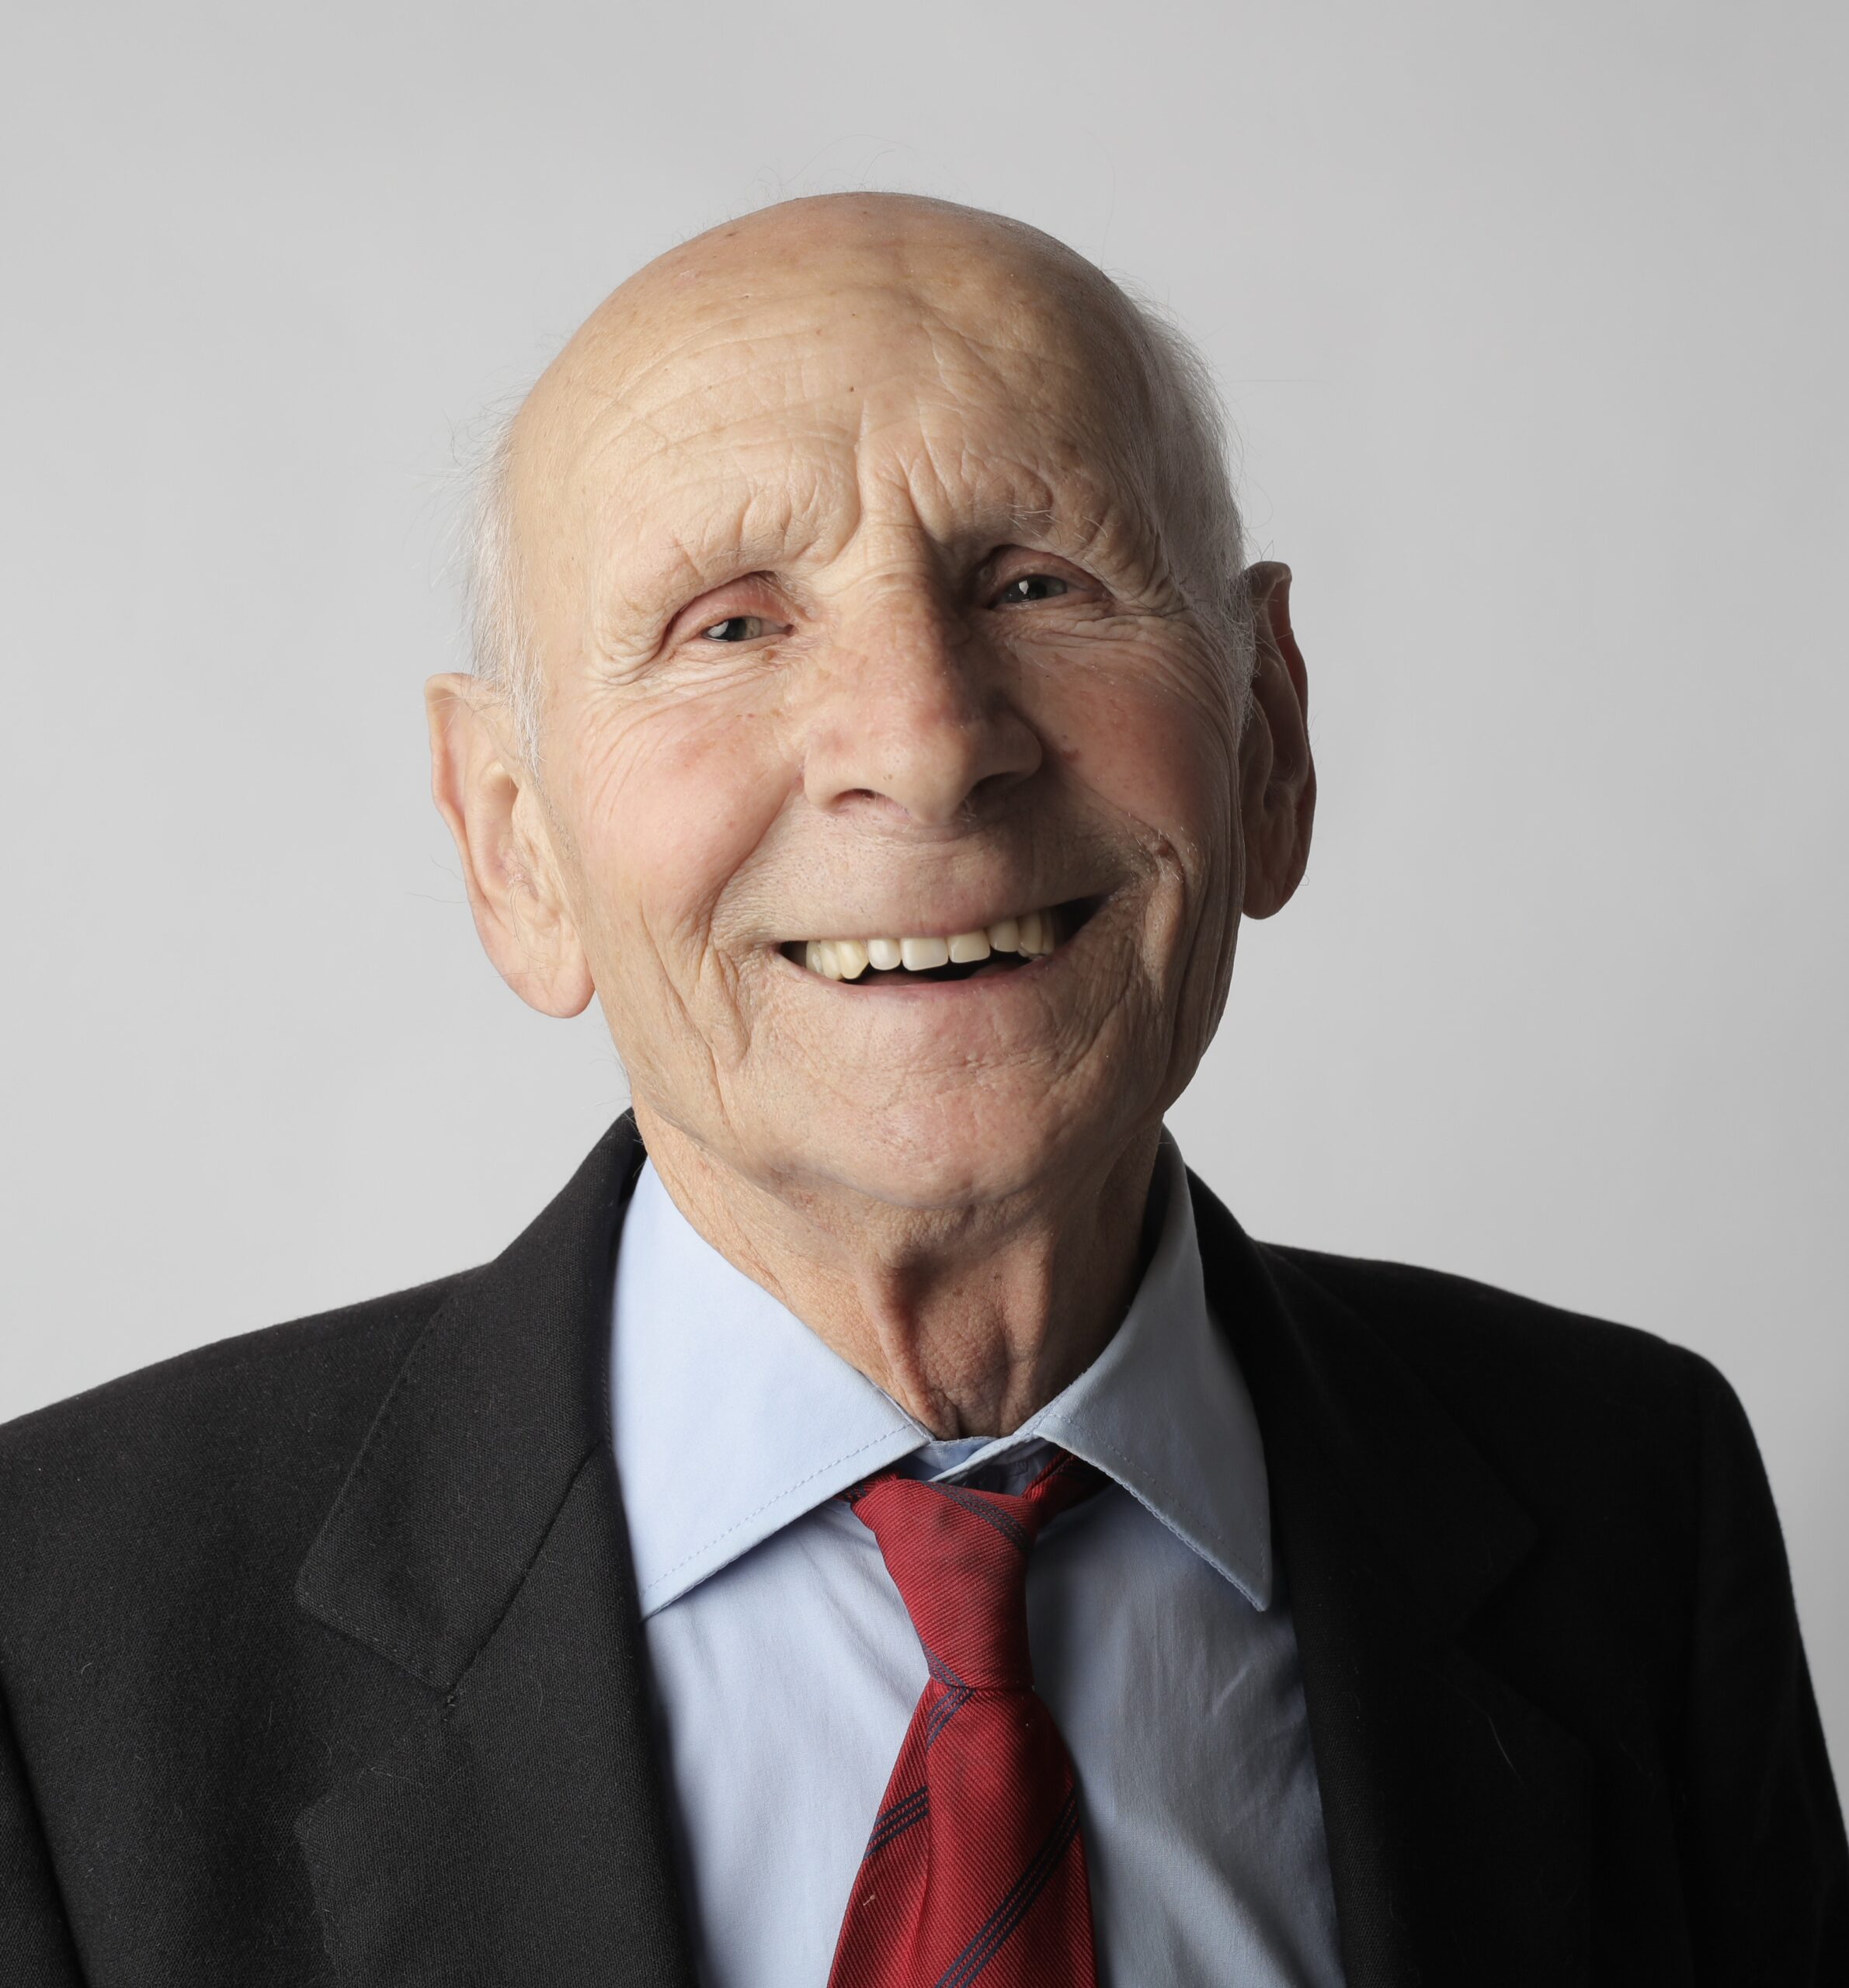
[{"left": 802, "top": 910, "right": 1057, "bottom": 981}]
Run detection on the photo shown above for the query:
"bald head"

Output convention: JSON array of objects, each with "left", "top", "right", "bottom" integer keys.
[
  {"left": 524, "top": 196, "right": 1167, "bottom": 447},
  {"left": 467, "top": 194, "right": 1248, "bottom": 760}
]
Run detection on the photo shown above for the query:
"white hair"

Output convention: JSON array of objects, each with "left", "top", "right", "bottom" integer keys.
[
  {"left": 456, "top": 266, "right": 1253, "bottom": 770},
  {"left": 1107, "top": 280, "right": 1258, "bottom": 690},
  {"left": 456, "top": 398, "right": 545, "bottom": 770}
]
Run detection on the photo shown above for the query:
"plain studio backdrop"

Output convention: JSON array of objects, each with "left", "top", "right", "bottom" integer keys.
[{"left": 4, "top": 1, "right": 1844, "bottom": 1767}]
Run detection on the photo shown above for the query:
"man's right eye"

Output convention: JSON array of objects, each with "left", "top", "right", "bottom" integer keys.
[
  {"left": 993, "top": 574, "right": 1071, "bottom": 606},
  {"left": 698, "top": 616, "right": 772, "bottom": 642}
]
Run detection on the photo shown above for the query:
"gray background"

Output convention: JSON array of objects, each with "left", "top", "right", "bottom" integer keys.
[{"left": 5, "top": 0, "right": 1844, "bottom": 1767}]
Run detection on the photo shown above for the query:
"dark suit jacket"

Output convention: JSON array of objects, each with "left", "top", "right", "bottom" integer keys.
[{"left": 2, "top": 1114, "right": 1843, "bottom": 1985}]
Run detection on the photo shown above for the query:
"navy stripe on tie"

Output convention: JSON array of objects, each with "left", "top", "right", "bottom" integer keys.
[
  {"left": 926, "top": 1647, "right": 969, "bottom": 1691},
  {"left": 865, "top": 1785, "right": 930, "bottom": 1858},
  {"left": 933, "top": 1482, "right": 1033, "bottom": 1553},
  {"left": 925, "top": 1682, "right": 972, "bottom": 1750},
  {"left": 933, "top": 1789, "right": 1082, "bottom": 1988}
]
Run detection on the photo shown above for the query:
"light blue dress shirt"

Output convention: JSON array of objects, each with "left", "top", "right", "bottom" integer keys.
[{"left": 610, "top": 1138, "right": 1346, "bottom": 1988}]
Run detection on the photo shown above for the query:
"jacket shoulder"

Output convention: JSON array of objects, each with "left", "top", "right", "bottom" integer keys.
[
  {"left": 1263, "top": 1239, "right": 1716, "bottom": 1397},
  {"left": 1253, "top": 1240, "right": 1751, "bottom": 1548},
  {"left": 0, "top": 1274, "right": 462, "bottom": 1567},
  {"left": 3, "top": 1273, "right": 458, "bottom": 1448}
]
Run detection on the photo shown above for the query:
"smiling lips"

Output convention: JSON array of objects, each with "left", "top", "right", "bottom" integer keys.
[{"left": 796, "top": 909, "right": 1061, "bottom": 982}]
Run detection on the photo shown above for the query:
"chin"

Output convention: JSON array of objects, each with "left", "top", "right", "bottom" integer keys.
[{"left": 771, "top": 1076, "right": 1135, "bottom": 1217}]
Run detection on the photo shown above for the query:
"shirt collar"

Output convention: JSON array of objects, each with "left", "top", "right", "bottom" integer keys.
[{"left": 610, "top": 1136, "right": 1272, "bottom": 1618}]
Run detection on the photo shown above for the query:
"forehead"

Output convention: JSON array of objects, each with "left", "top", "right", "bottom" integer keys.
[{"left": 516, "top": 242, "right": 1162, "bottom": 594}]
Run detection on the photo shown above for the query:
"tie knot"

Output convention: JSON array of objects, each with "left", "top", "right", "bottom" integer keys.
[{"left": 846, "top": 1451, "right": 1100, "bottom": 1690}]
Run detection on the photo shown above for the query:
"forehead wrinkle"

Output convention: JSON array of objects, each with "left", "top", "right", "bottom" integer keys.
[
  {"left": 581, "top": 384, "right": 1159, "bottom": 636},
  {"left": 574, "top": 251, "right": 1139, "bottom": 472},
  {"left": 516, "top": 319, "right": 858, "bottom": 596},
  {"left": 829, "top": 318, "right": 1145, "bottom": 546},
  {"left": 559, "top": 340, "right": 880, "bottom": 578},
  {"left": 853, "top": 397, "right": 1158, "bottom": 588},
  {"left": 886, "top": 307, "right": 1170, "bottom": 573},
  {"left": 570, "top": 274, "right": 983, "bottom": 450},
  {"left": 566, "top": 381, "right": 851, "bottom": 632},
  {"left": 589, "top": 464, "right": 858, "bottom": 640},
  {"left": 556, "top": 301, "right": 821, "bottom": 421},
  {"left": 526, "top": 246, "right": 1187, "bottom": 648},
  {"left": 605, "top": 349, "right": 869, "bottom": 461}
]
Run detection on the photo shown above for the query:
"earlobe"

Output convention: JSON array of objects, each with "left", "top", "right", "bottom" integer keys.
[
  {"left": 424, "top": 674, "right": 596, "bottom": 1018},
  {"left": 1237, "top": 564, "right": 1316, "bottom": 920}
]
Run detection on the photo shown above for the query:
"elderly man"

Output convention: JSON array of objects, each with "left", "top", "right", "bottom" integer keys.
[{"left": 2, "top": 196, "right": 1843, "bottom": 1988}]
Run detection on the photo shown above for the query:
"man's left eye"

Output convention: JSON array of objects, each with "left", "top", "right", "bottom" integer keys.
[
  {"left": 994, "top": 575, "right": 1070, "bottom": 606},
  {"left": 697, "top": 615, "right": 774, "bottom": 642}
]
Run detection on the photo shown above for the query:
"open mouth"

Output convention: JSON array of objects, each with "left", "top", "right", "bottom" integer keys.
[{"left": 780, "top": 899, "right": 1095, "bottom": 985}]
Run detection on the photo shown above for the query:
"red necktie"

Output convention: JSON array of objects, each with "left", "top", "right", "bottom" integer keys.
[{"left": 827, "top": 1450, "right": 1103, "bottom": 1988}]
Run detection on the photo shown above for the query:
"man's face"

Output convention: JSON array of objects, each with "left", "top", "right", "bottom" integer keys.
[{"left": 502, "top": 214, "right": 1278, "bottom": 1214}]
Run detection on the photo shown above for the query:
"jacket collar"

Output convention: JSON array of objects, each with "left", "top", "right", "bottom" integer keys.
[
  {"left": 293, "top": 1113, "right": 699, "bottom": 1987},
  {"left": 296, "top": 1115, "right": 641, "bottom": 1691},
  {"left": 1193, "top": 1176, "right": 1591, "bottom": 1988}
]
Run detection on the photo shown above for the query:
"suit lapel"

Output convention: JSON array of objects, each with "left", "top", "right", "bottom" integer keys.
[
  {"left": 1192, "top": 1177, "right": 1592, "bottom": 1988},
  {"left": 293, "top": 1114, "right": 697, "bottom": 1987}
]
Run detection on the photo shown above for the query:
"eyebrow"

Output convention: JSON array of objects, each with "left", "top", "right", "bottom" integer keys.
[{"left": 587, "top": 438, "right": 1156, "bottom": 633}]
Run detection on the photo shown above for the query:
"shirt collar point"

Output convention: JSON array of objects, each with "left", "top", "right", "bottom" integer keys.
[{"left": 634, "top": 1421, "right": 925, "bottom": 1618}]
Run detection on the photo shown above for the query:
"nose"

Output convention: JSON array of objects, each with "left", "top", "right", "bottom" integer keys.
[{"left": 801, "top": 596, "right": 1042, "bottom": 826}]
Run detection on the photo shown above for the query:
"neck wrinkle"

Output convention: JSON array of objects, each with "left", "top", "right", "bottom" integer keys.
[{"left": 630, "top": 1100, "right": 1164, "bottom": 1438}]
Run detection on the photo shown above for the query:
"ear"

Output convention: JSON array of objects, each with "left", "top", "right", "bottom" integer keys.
[
  {"left": 425, "top": 673, "right": 595, "bottom": 1017},
  {"left": 1236, "top": 561, "right": 1316, "bottom": 919}
]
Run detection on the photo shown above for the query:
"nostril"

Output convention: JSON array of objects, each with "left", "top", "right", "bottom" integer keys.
[
  {"left": 802, "top": 695, "right": 1042, "bottom": 826},
  {"left": 971, "top": 763, "right": 1035, "bottom": 803}
]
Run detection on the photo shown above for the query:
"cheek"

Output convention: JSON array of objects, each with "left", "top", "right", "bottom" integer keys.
[
  {"left": 558, "top": 692, "right": 788, "bottom": 976},
  {"left": 1036, "top": 651, "right": 1243, "bottom": 906}
]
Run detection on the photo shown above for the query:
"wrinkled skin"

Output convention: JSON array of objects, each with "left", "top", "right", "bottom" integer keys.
[{"left": 429, "top": 196, "right": 1314, "bottom": 1434}]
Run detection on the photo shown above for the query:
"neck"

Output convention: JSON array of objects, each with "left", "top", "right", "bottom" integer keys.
[{"left": 632, "top": 1107, "right": 1166, "bottom": 1437}]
